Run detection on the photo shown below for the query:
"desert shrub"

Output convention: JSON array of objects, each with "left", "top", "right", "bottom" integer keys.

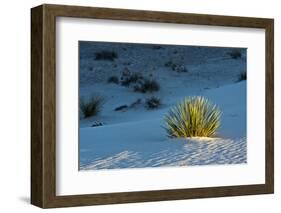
[
  {"left": 145, "top": 96, "right": 161, "bottom": 109},
  {"left": 134, "top": 79, "right": 160, "bottom": 93},
  {"left": 107, "top": 76, "right": 119, "bottom": 84},
  {"left": 228, "top": 49, "right": 242, "bottom": 59},
  {"left": 152, "top": 45, "right": 163, "bottom": 50},
  {"left": 238, "top": 71, "right": 246, "bottom": 81},
  {"left": 165, "top": 60, "right": 188, "bottom": 72},
  {"left": 130, "top": 73, "right": 144, "bottom": 83},
  {"left": 173, "top": 64, "right": 188, "bottom": 72},
  {"left": 121, "top": 72, "right": 144, "bottom": 86},
  {"left": 80, "top": 95, "right": 105, "bottom": 118},
  {"left": 91, "top": 122, "right": 104, "bottom": 127},
  {"left": 164, "top": 96, "right": 221, "bottom": 138},
  {"left": 95, "top": 51, "right": 118, "bottom": 61},
  {"left": 165, "top": 60, "right": 174, "bottom": 68}
]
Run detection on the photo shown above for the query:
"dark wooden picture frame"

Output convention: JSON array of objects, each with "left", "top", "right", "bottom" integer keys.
[{"left": 31, "top": 4, "right": 274, "bottom": 208}]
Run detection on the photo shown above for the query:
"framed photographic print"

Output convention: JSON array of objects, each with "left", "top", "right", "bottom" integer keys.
[{"left": 31, "top": 4, "right": 274, "bottom": 208}]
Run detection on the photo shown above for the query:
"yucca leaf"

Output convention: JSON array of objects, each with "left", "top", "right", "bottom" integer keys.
[{"left": 164, "top": 96, "right": 221, "bottom": 138}]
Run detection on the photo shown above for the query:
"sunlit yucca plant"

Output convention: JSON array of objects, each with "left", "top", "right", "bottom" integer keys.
[{"left": 164, "top": 96, "right": 221, "bottom": 138}]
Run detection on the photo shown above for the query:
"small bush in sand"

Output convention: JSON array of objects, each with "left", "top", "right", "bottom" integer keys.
[
  {"left": 95, "top": 50, "right": 118, "bottom": 61},
  {"left": 107, "top": 76, "right": 119, "bottom": 84},
  {"left": 134, "top": 79, "right": 160, "bottom": 93},
  {"left": 145, "top": 96, "right": 161, "bottom": 109},
  {"left": 152, "top": 45, "right": 163, "bottom": 50},
  {"left": 165, "top": 60, "right": 188, "bottom": 72},
  {"left": 130, "top": 73, "right": 144, "bottom": 83},
  {"left": 121, "top": 72, "right": 144, "bottom": 87},
  {"left": 164, "top": 96, "right": 221, "bottom": 138},
  {"left": 91, "top": 122, "right": 104, "bottom": 127},
  {"left": 165, "top": 61, "right": 174, "bottom": 68},
  {"left": 238, "top": 71, "right": 246, "bottom": 81},
  {"left": 80, "top": 95, "right": 105, "bottom": 118},
  {"left": 228, "top": 49, "right": 242, "bottom": 59}
]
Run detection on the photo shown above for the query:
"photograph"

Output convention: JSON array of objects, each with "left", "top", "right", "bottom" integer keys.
[
  {"left": 78, "top": 41, "right": 247, "bottom": 170},
  {"left": 29, "top": 3, "right": 274, "bottom": 208}
]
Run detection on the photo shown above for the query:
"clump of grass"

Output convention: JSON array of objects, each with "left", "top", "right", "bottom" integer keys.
[
  {"left": 164, "top": 96, "right": 221, "bottom": 138},
  {"left": 95, "top": 50, "right": 118, "bottom": 61},
  {"left": 134, "top": 79, "right": 160, "bottom": 93},
  {"left": 145, "top": 96, "right": 161, "bottom": 109},
  {"left": 238, "top": 71, "right": 246, "bottom": 81},
  {"left": 165, "top": 61, "right": 174, "bottom": 68},
  {"left": 107, "top": 76, "right": 119, "bottom": 84},
  {"left": 152, "top": 45, "right": 163, "bottom": 50},
  {"left": 119, "top": 69, "right": 160, "bottom": 93},
  {"left": 91, "top": 122, "right": 104, "bottom": 127},
  {"left": 80, "top": 95, "right": 105, "bottom": 118},
  {"left": 165, "top": 60, "right": 188, "bottom": 72},
  {"left": 228, "top": 49, "right": 242, "bottom": 59},
  {"left": 121, "top": 72, "right": 144, "bottom": 87}
]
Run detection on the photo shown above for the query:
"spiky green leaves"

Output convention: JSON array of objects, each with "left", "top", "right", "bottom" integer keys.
[{"left": 164, "top": 96, "right": 221, "bottom": 138}]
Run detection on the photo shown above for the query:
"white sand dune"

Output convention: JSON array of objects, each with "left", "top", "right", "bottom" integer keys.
[
  {"left": 80, "top": 82, "right": 246, "bottom": 170},
  {"left": 81, "top": 137, "right": 246, "bottom": 170}
]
